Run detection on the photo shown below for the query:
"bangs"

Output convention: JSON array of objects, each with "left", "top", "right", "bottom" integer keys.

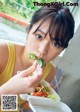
[{"left": 49, "top": 12, "right": 68, "bottom": 47}]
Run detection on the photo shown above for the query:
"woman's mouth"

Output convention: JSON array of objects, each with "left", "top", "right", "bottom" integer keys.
[
  {"left": 36, "top": 53, "right": 43, "bottom": 59},
  {"left": 28, "top": 53, "right": 45, "bottom": 67}
]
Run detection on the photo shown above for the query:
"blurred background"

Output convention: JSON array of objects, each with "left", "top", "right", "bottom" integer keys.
[{"left": 0, "top": 0, "right": 80, "bottom": 112}]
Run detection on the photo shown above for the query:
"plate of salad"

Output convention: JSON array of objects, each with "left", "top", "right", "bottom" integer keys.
[
  {"left": 20, "top": 80, "right": 72, "bottom": 112},
  {"left": 20, "top": 79, "right": 60, "bottom": 104}
]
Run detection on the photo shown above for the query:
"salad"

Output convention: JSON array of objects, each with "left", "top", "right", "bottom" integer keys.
[
  {"left": 30, "top": 83, "right": 49, "bottom": 97},
  {"left": 29, "top": 82, "right": 58, "bottom": 100},
  {"left": 29, "top": 53, "right": 45, "bottom": 67}
]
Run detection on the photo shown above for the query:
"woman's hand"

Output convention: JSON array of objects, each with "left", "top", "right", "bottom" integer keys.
[{"left": 0, "top": 61, "right": 43, "bottom": 94}]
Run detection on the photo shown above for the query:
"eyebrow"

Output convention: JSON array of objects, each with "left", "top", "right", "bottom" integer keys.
[{"left": 37, "top": 29, "right": 46, "bottom": 35}]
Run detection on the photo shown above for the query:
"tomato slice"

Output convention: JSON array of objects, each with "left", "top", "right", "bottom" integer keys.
[
  {"left": 36, "top": 92, "right": 44, "bottom": 96},
  {"left": 30, "top": 83, "right": 50, "bottom": 97},
  {"left": 31, "top": 91, "right": 44, "bottom": 96}
]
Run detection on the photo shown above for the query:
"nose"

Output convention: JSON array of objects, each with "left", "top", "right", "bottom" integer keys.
[{"left": 37, "top": 40, "right": 49, "bottom": 57}]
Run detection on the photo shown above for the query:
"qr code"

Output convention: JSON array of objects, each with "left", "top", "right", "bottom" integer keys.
[{"left": 1, "top": 94, "right": 18, "bottom": 111}]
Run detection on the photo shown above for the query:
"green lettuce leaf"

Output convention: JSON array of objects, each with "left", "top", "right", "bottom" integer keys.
[{"left": 29, "top": 53, "right": 45, "bottom": 67}]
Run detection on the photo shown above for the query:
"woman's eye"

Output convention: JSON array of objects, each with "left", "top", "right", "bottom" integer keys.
[
  {"left": 35, "top": 34, "right": 42, "bottom": 39},
  {"left": 52, "top": 41, "right": 60, "bottom": 48}
]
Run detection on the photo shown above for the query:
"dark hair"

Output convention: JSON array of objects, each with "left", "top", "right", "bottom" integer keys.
[{"left": 28, "top": 6, "right": 75, "bottom": 48}]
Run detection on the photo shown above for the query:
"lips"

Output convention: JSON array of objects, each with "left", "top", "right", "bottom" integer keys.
[{"left": 36, "top": 53, "right": 44, "bottom": 59}]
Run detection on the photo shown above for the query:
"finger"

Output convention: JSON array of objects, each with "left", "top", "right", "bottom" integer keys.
[
  {"left": 19, "top": 61, "right": 37, "bottom": 77},
  {"left": 26, "top": 67, "right": 43, "bottom": 86}
]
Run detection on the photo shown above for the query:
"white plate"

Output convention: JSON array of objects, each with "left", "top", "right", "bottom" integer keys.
[
  {"left": 20, "top": 80, "right": 72, "bottom": 112},
  {"left": 20, "top": 80, "right": 60, "bottom": 104},
  {"left": 28, "top": 97, "right": 72, "bottom": 112}
]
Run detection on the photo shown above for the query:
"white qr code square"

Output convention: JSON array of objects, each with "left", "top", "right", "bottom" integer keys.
[{"left": 1, "top": 94, "right": 18, "bottom": 111}]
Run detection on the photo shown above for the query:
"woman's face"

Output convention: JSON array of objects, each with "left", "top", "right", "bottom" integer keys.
[{"left": 26, "top": 20, "right": 63, "bottom": 63}]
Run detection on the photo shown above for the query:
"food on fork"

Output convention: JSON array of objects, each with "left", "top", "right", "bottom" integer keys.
[{"left": 29, "top": 53, "right": 45, "bottom": 67}]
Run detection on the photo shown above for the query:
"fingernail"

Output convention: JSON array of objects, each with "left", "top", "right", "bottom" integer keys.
[{"left": 33, "top": 60, "right": 37, "bottom": 65}]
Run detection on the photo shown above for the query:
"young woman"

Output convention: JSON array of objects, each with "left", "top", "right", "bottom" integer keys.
[{"left": 0, "top": 5, "right": 74, "bottom": 111}]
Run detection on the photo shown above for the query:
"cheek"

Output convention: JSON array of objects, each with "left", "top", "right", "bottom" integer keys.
[
  {"left": 47, "top": 49, "right": 62, "bottom": 61},
  {"left": 27, "top": 36, "right": 38, "bottom": 51}
]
